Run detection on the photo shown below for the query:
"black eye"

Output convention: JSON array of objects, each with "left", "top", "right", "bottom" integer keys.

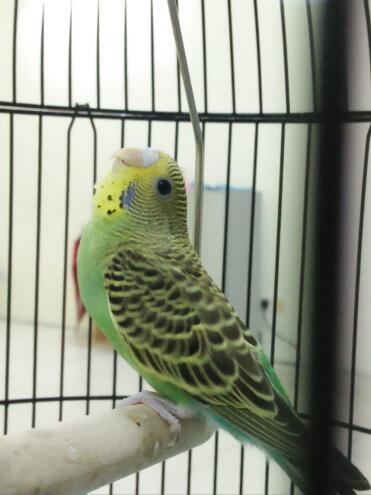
[{"left": 157, "top": 179, "right": 172, "bottom": 196}]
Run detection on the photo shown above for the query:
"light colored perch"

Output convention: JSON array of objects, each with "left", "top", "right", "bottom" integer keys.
[{"left": 0, "top": 404, "right": 214, "bottom": 495}]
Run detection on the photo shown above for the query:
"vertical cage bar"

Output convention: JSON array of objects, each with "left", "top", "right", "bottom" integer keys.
[
  {"left": 167, "top": 0, "right": 204, "bottom": 255},
  {"left": 221, "top": 126, "right": 233, "bottom": 303},
  {"left": 270, "top": 123, "right": 286, "bottom": 367},
  {"left": 86, "top": 322, "right": 93, "bottom": 415},
  {"left": 111, "top": 119, "right": 126, "bottom": 411},
  {"left": 200, "top": 0, "right": 208, "bottom": 114},
  {"left": 253, "top": 0, "right": 263, "bottom": 114},
  {"left": 96, "top": 1, "right": 101, "bottom": 109},
  {"left": 238, "top": 444, "right": 245, "bottom": 495},
  {"left": 109, "top": 333, "right": 118, "bottom": 495},
  {"left": 150, "top": 0, "right": 155, "bottom": 112},
  {"left": 12, "top": 0, "right": 18, "bottom": 103},
  {"left": 176, "top": 122, "right": 193, "bottom": 495},
  {"left": 290, "top": 123, "right": 312, "bottom": 495},
  {"left": 85, "top": 111, "right": 97, "bottom": 416},
  {"left": 175, "top": 0, "right": 181, "bottom": 113},
  {"left": 279, "top": 0, "right": 290, "bottom": 114},
  {"left": 188, "top": 119, "right": 205, "bottom": 495},
  {"left": 243, "top": 123, "right": 259, "bottom": 494},
  {"left": 246, "top": 123, "right": 259, "bottom": 330},
  {"left": 68, "top": 8, "right": 72, "bottom": 108},
  {"left": 212, "top": 430, "right": 219, "bottom": 495},
  {"left": 40, "top": 8, "right": 45, "bottom": 106},
  {"left": 227, "top": 0, "right": 236, "bottom": 114},
  {"left": 186, "top": 443, "right": 192, "bottom": 495},
  {"left": 31, "top": 114, "right": 43, "bottom": 428},
  {"left": 3, "top": 114, "right": 14, "bottom": 435},
  {"left": 310, "top": 1, "right": 347, "bottom": 492},
  {"left": 306, "top": 0, "right": 318, "bottom": 112},
  {"left": 365, "top": 0, "right": 371, "bottom": 65},
  {"left": 264, "top": 122, "right": 286, "bottom": 495},
  {"left": 123, "top": 0, "right": 128, "bottom": 110},
  {"left": 347, "top": 125, "right": 371, "bottom": 458},
  {"left": 31, "top": 7, "right": 45, "bottom": 429},
  {"left": 160, "top": 436, "right": 166, "bottom": 493},
  {"left": 212, "top": 122, "right": 233, "bottom": 495},
  {"left": 294, "top": 123, "right": 312, "bottom": 410},
  {"left": 59, "top": 115, "right": 76, "bottom": 421},
  {"left": 174, "top": 120, "right": 179, "bottom": 160}
]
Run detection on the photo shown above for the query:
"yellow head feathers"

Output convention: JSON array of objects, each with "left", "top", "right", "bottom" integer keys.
[
  {"left": 92, "top": 147, "right": 188, "bottom": 238},
  {"left": 93, "top": 148, "right": 170, "bottom": 219}
]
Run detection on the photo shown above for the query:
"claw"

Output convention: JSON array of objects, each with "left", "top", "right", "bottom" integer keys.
[{"left": 119, "top": 391, "right": 193, "bottom": 441}]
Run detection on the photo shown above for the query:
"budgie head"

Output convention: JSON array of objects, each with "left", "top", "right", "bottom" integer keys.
[{"left": 92, "top": 147, "right": 188, "bottom": 238}]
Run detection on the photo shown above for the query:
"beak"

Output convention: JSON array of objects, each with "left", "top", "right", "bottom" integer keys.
[{"left": 111, "top": 147, "right": 160, "bottom": 168}]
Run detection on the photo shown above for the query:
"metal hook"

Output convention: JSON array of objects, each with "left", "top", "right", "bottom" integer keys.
[{"left": 167, "top": 0, "right": 204, "bottom": 255}]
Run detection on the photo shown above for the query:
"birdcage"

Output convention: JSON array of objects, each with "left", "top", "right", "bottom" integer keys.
[{"left": 0, "top": 1, "right": 370, "bottom": 494}]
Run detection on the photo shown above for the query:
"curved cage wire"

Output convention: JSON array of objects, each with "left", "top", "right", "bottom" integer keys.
[{"left": 0, "top": 1, "right": 370, "bottom": 494}]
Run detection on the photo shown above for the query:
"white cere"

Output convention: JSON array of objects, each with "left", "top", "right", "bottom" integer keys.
[
  {"left": 142, "top": 148, "right": 160, "bottom": 168},
  {"left": 111, "top": 147, "right": 159, "bottom": 169}
]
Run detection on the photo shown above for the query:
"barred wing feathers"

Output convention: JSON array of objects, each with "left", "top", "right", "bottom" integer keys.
[{"left": 104, "top": 247, "right": 306, "bottom": 462}]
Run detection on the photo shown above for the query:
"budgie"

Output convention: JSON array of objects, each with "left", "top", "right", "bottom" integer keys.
[{"left": 77, "top": 147, "right": 370, "bottom": 494}]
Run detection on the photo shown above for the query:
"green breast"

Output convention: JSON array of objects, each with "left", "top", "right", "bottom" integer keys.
[
  {"left": 77, "top": 222, "right": 136, "bottom": 366},
  {"left": 77, "top": 221, "right": 206, "bottom": 414}
]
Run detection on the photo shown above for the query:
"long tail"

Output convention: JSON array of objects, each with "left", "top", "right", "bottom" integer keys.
[
  {"left": 278, "top": 447, "right": 370, "bottom": 495},
  {"left": 331, "top": 449, "right": 370, "bottom": 494}
]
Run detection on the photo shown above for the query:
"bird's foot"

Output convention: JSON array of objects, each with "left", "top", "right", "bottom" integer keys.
[{"left": 119, "top": 390, "right": 193, "bottom": 439}]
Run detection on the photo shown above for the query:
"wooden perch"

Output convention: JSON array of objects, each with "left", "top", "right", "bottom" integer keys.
[{"left": 0, "top": 404, "right": 214, "bottom": 495}]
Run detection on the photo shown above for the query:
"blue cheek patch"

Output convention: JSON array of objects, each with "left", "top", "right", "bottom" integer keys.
[{"left": 120, "top": 182, "right": 136, "bottom": 209}]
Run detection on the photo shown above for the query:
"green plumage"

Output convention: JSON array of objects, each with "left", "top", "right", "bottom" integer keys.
[{"left": 78, "top": 148, "right": 369, "bottom": 495}]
